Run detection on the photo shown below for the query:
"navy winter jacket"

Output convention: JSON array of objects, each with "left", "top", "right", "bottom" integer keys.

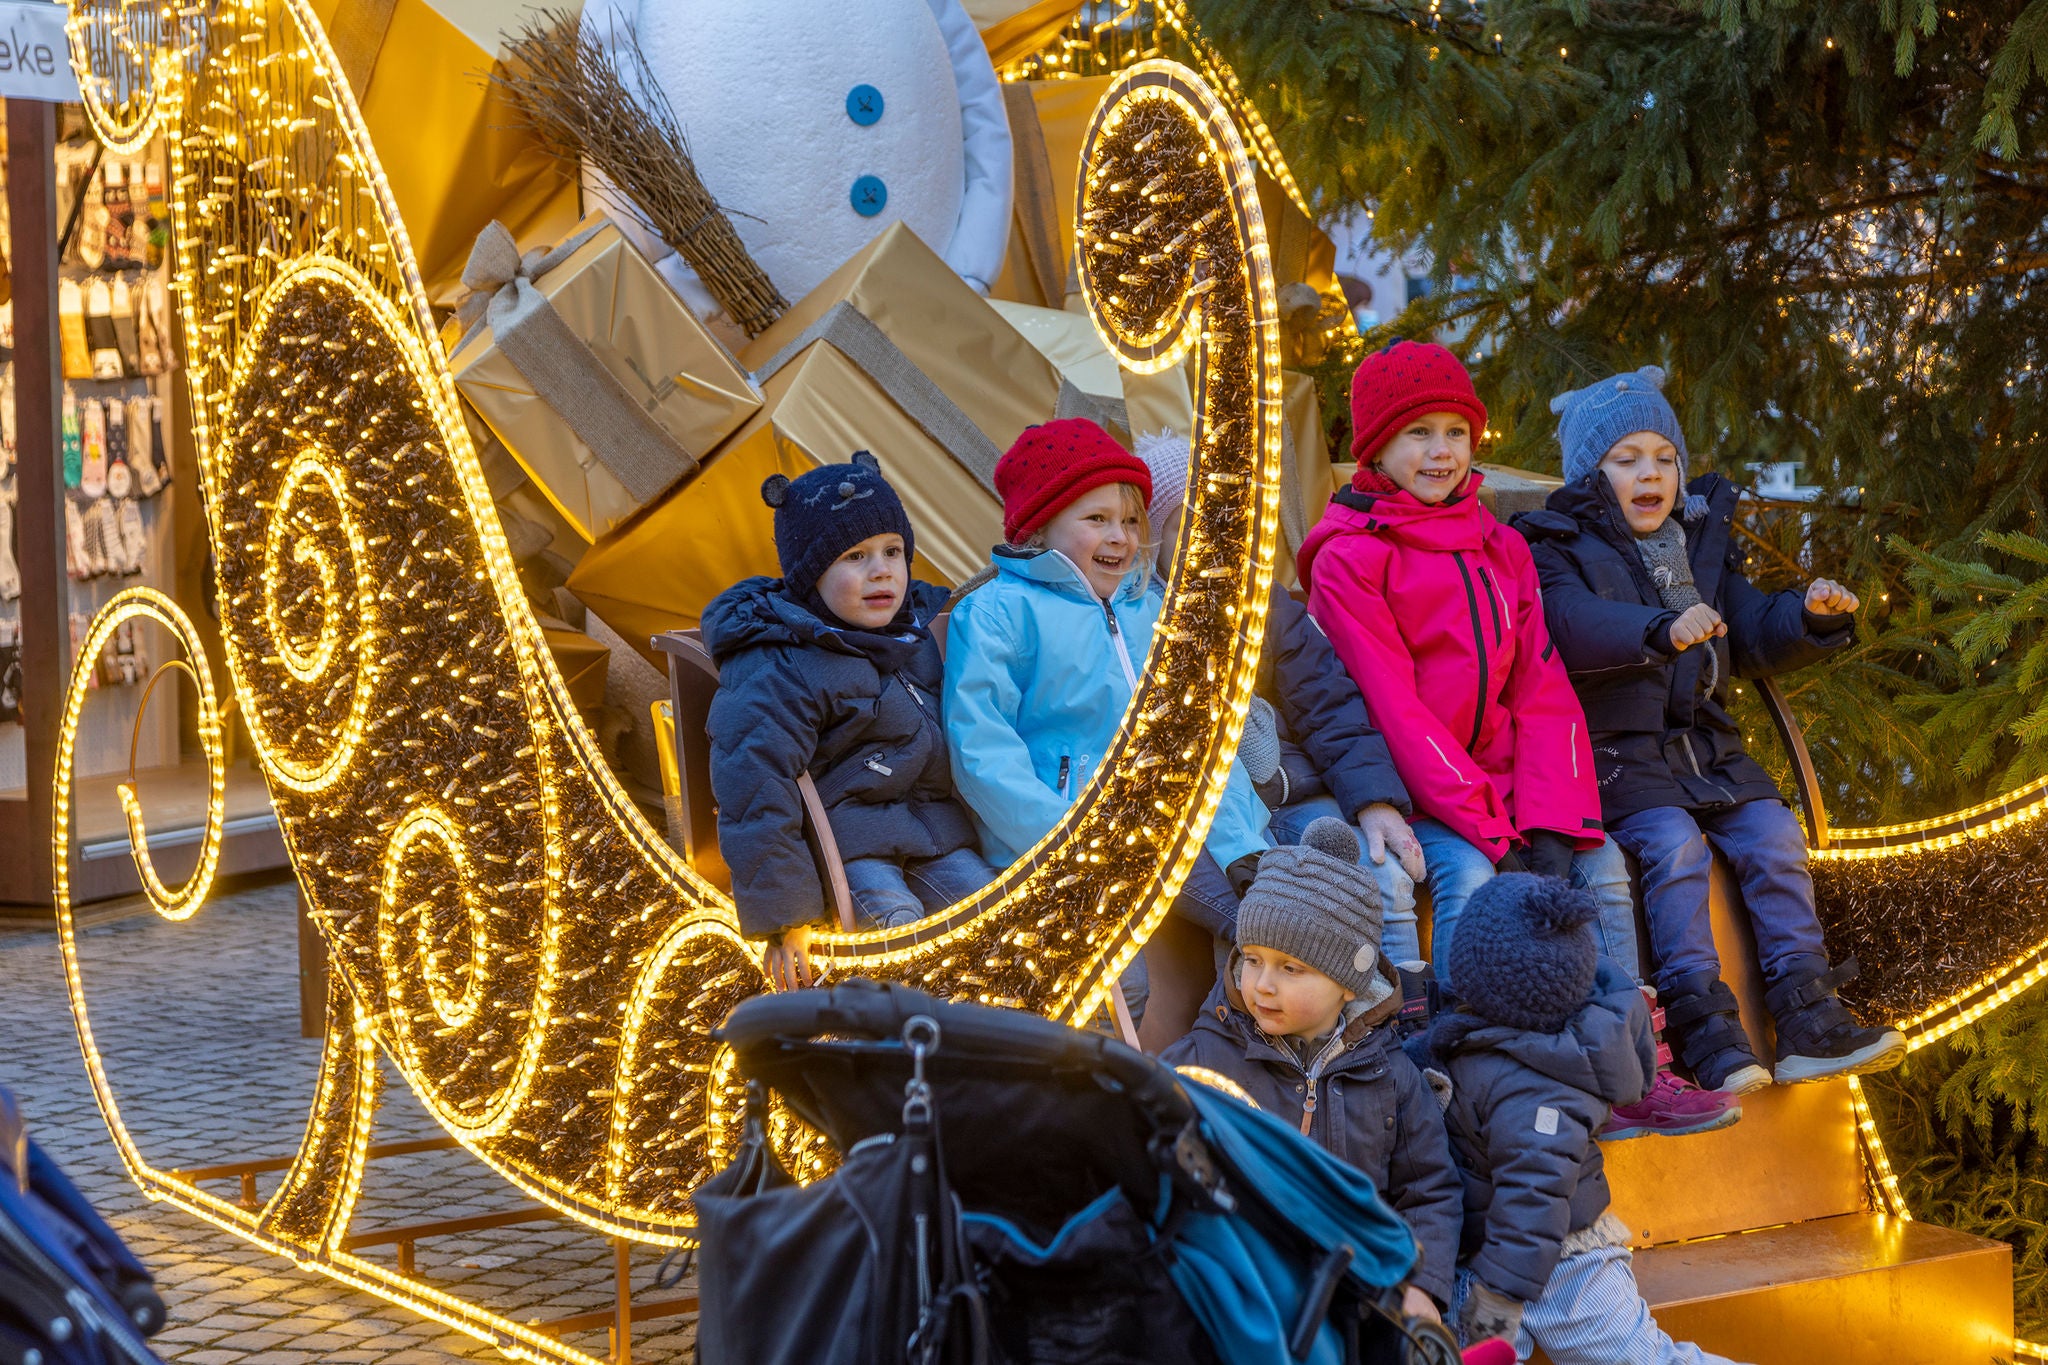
[
  {"left": 1255, "top": 589, "right": 1412, "bottom": 818},
  {"left": 702, "top": 577, "right": 977, "bottom": 939},
  {"left": 1515, "top": 472, "right": 1852, "bottom": 821},
  {"left": 1426, "top": 961, "right": 1656, "bottom": 1303},
  {"left": 1162, "top": 976, "right": 1460, "bottom": 1304}
]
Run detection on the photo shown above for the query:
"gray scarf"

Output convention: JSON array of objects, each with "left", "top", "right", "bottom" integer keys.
[{"left": 1636, "top": 519, "right": 1719, "bottom": 695}]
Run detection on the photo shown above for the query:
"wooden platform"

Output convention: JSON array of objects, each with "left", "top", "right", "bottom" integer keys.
[{"left": 0, "top": 761, "right": 285, "bottom": 907}]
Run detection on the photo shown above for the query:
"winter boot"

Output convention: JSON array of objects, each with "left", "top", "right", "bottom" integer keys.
[
  {"left": 1766, "top": 956, "right": 1906, "bottom": 1084},
  {"left": 1602, "top": 985, "right": 1743, "bottom": 1139},
  {"left": 1661, "top": 972, "right": 1773, "bottom": 1095}
]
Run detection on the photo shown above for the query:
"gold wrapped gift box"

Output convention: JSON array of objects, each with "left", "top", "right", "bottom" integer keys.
[
  {"left": 570, "top": 223, "right": 1062, "bottom": 664},
  {"left": 450, "top": 214, "right": 762, "bottom": 543}
]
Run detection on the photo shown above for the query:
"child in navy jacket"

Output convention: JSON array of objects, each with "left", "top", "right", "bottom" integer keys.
[{"left": 1517, "top": 369, "right": 1903, "bottom": 1094}]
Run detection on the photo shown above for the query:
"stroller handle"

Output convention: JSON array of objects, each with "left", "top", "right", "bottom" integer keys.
[{"left": 716, "top": 979, "right": 1195, "bottom": 1126}]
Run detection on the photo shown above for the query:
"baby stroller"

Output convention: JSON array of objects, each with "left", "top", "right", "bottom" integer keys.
[
  {"left": 0, "top": 1086, "right": 168, "bottom": 1365},
  {"left": 694, "top": 980, "right": 1461, "bottom": 1365}
]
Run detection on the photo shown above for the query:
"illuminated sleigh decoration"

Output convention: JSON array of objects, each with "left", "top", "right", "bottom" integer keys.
[{"left": 55, "top": 1, "right": 1282, "bottom": 1357}]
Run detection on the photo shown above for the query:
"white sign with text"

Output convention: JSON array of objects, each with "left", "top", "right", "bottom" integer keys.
[{"left": 0, "top": 2, "right": 79, "bottom": 103}]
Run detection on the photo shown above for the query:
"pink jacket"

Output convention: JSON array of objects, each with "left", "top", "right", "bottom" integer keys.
[{"left": 1296, "top": 473, "right": 1602, "bottom": 862}]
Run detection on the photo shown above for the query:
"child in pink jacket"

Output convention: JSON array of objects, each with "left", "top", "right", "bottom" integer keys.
[{"left": 1297, "top": 341, "right": 1620, "bottom": 983}]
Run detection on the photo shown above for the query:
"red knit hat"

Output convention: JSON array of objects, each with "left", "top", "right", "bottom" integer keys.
[
  {"left": 994, "top": 418, "right": 1153, "bottom": 544},
  {"left": 1349, "top": 339, "right": 1488, "bottom": 469}
]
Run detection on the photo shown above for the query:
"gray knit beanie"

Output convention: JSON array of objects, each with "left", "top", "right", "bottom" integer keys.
[
  {"left": 1235, "top": 817, "right": 1396, "bottom": 1007},
  {"left": 1447, "top": 873, "right": 1600, "bottom": 1033},
  {"left": 1135, "top": 427, "right": 1192, "bottom": 528},
  {"left": 1551, "top": 367, "right": 1697, "bottom": 516}
]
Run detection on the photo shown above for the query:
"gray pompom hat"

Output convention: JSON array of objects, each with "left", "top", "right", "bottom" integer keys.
[
  {"left": 1235, "top": 817, "right": 1398, "bottom": 1008},
  {"left": 1550, "top": 366, "right": 1704, "bottom": 520}
]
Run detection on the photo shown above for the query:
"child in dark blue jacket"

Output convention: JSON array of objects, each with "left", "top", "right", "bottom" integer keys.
[
  {"left": 1162, "top": 818, "right": 1461, "bottom": 1323},
  {"left": 1430, "top": 875, "right": 1736, "bottom": 1363},
  {"left": 703, "top": 453, "right": 993, "bottom": 990},
  {"left": 1517, "top": 369, "right": 1903, "bottom": 1093}
]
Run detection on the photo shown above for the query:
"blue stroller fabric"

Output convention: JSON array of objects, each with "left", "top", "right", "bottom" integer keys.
[
  {"left": 1165, "top": 1083, "right": 1417, "bottom": 1365},
  {"left": 0, "top": 1086, "right": 167, "bottom": 1365}
]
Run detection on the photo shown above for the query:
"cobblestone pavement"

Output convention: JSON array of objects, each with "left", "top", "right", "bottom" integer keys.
[{"left": 0, "top": 876, "right": 698, "bottom": 1363}]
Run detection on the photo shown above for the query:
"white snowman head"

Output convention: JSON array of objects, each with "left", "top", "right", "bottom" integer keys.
[{"left": 589, "top": 0, "right": 1012, "bottom": 328}]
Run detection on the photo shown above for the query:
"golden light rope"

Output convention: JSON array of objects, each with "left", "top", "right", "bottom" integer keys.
[{"left": 56, "top": 0, "right": 1281, "bottom": 1351}]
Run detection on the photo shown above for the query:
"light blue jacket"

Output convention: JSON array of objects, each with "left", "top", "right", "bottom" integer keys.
[{"left": 943, "top": 546, "right": 1270, "bottom": 869}]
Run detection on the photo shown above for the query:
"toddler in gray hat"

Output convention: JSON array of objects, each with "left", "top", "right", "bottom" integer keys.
[{"left": 1163, "top": 818, "right": 1462, "bottom": 1323}]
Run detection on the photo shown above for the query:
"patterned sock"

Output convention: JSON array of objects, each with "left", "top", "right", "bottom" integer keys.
[
  {"left": 79, "top": 396, "right": 107, "bottom": 498},
  {"left": 61, "top": 389, "right": 82, "bottom": 489}
]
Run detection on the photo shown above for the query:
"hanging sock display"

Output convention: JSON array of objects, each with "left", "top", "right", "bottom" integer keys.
[
  {"left": 146, "top": 394, "right": 170, "bottom": 489},
  {"left": 123, "top": 393, "right": 159, "bottom": 496},
  {"left": 63, "top": 497, "right": 90, "bottom": 579},
  {"left": 115, "top": 493, "right": 147, "bottom": 576},
  {"left": 85, "top": 277, "right": 125, "bottom": 379},
  {"left": 143, "top": 160, "right": 167, "bottom": 271},
  {"left": 58, "top": 279, "right": 91, "bottom": 379},
  {"left": 0, "top": 490, "right": 18, "bottom": 601},
  {"left": 135, "top": 276, "right": 175, "bottom": 374},
  {"left": 79, "top": 395, "right": 107, "bottom": 498},
  {"left": 111, "top": 274, "right": 142, "bottom": 374},
  {"left": 79, "top": 497, "right": 116, "bottom": 578},
  {"left": 61, "top": 387, "right": 82, "bottom": 488}
]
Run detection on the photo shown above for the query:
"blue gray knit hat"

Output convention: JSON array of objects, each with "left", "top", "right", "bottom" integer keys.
[
  {"left": 1551, "top": 366, "right": 1690, "bottom": 490},
  {"left": 1447, "top": 873, "right": 1600, "bottom": 1033},
  {"left": 761, "top": 451, "right": 914, "bottom": 594}
]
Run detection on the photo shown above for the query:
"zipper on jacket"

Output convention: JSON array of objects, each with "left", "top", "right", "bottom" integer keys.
[
  {"left": 864, "top": 753, "right": 894, "bottom": 777},
  {"left": 1057, "top": 755, "right": 1072, "bottom": 797},
  {"left": 1680, "top": 732, "right": 1736, "bottom": 804},
  {"left": 1476, "top": 564, "right": 1505, "bottom": 645},
  {"left": 1103, "top": 599, "right": 1139, "bottom": 692},
  {"left": 1451, "top": 551, "right": 1489, "bottom": 751}
]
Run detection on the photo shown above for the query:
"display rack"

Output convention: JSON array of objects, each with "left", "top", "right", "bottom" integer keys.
[{"left": 0, "top": 97, "right": 284, "bottom": 908}]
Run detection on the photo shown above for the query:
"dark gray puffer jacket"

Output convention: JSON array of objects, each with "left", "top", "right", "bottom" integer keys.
[
  {"left": 1426, "top": 961, "right": 1655, "bottom": 1302},
  {"left": 702, "top": 577, "right": 976, "bottom": 938},
  {"left": 1162, "top": 974, "right": 1461, "bottom": 1306}
]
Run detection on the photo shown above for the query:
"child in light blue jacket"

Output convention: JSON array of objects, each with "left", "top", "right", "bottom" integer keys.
[{"left": 944, "top": 419, "right": 1269, "bottom": 955}]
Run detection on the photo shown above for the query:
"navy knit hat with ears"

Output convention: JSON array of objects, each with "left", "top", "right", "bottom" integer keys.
[
  {"left": 1448, "top": 873, "right": 1601, "bottom": 1033},
  {"left": 1551, "top": 366, "right": 1706, "bottom": 520},
  {"left": 761, "top": 451, "right": 914, "bottom": 594}
]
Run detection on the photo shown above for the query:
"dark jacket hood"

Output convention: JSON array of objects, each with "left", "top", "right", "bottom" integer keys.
[
  {"left": 1428, "top": 961, "right": 1652, "bottom": 1107},
  {"left": 701, "top": 575, "right": 934, "bottom": 671}
]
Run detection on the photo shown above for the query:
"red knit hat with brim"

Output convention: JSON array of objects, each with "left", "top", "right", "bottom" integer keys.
[
  {"left": 994, "top": 418, "right": 1153, "bottom": 544},
  {"left": 1349, "top": 339, "right": 1488, "bottom": 471}
]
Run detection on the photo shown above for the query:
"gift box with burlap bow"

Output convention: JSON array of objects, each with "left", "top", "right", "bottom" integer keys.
[{"left": 449, "top": 213, "right": 762, "bottom": 542}]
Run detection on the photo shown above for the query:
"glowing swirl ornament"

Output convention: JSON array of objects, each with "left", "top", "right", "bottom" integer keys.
[{"left": 55, "top": 1, "right": 1281, "bottom": 1353}]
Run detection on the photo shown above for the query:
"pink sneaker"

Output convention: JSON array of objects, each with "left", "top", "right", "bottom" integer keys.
[{"left": 1601, "top": 1070, "right": 1742, "bottom": 1141}]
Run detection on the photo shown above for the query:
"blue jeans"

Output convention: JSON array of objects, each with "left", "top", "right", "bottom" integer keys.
[
  {"left": 1267, "top": 794, "right": 1423, "bottom": 967},
  {"left": 1171, "top": 848, "right": 1242, "bottom": 940},
  {"left": 842, "top": 846, "right": 997, "bottom": 931},
  {"left": 1414, "top": 820, "right": 1644, "bottom": 987},
  {"left": 1606, "top": 800, "right": 1827, "bottom": 998}
]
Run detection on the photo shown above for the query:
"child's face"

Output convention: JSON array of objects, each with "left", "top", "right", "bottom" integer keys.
[
  {"left": 1238, "top": 946, "right": 1355, "bottom": 1042},
  {"left": 1599, "top": 431, "right": 1680, "bottom": 537},
  {"left": 1040, "top": 483, "right": 1146, "bottom": 599},
  {"left": 1372, "top": 411, "right": 1474, "bottom": 505},
  {"left": 814, "top": 532, "right": 909, "bottom": 628}
]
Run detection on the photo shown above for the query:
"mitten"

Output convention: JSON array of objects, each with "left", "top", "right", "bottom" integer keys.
[
  {"left": 0, "top": 490, "right": 18, "bottom": 601},
  {"left": 1456, "top": 1279, "right": 1525, "bottom": 1351},
  {"left": 111, "top": 274, "right": 141, "bottom": 374},
  {"left": 61, "top": 388, "right": 82, "bottom": 489},
  {"left": 116, "top": 495, "right": 147, "bottom": 575},
  {"left": 79, "top": 396, "right": 107, "bottom": 498},
  {"left": 59, "top": 278, "right": 91, "bottom": 379},
  {"left": 1523, "top": 829, "right": 1577, "bottom": 881},
  {"left": 124, "top": 394, "right": 160, "bottom": 495}
]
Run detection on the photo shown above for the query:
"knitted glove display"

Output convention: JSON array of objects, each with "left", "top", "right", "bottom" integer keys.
[{"left": 1457, "top": 1279, "right": 1525, "bottom": 1351}]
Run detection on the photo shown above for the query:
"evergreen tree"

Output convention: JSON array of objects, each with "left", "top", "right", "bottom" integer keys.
[{"left": 1180, "top": 0, "right": 2048, "bottom": 1323}]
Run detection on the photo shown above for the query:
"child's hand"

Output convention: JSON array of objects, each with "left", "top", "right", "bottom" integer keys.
[
  {"left": 1805, "top": 578, "right": 1859, "bottom": 616},
  {"left": 765, "top": 924, "right": 815, "bottom": 992},
  {"left": 1400, "top": 1284, "right": 1441, "bottom": 1326},
  {"left": 1358, "top": 802, "right": 1426, "bottom": 881},
  {"left": 1667, "top": 602, "right": 1726, "bottom": 650}
]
